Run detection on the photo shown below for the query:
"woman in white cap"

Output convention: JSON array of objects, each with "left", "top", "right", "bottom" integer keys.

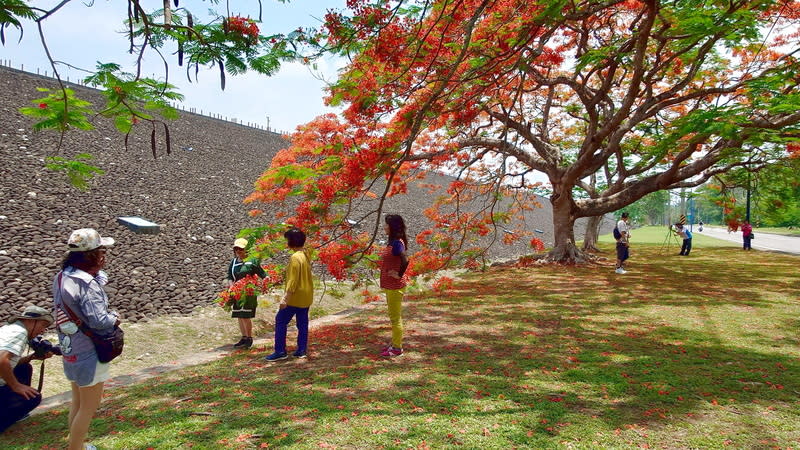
[
  {"left": 225, "top": 238, "right": 266, "bottom": 349},
  {"left": 53, "top": 228, "right": 118, "bottom": 450}
]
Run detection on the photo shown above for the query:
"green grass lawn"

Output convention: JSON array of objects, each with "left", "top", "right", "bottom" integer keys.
[
  {"left": 753, "top": 227, "right": 800, "bottom": 237},
  {"left": 3, "top": 243, "right": 799, "bottom": 449},
  {"left": 596, "top": 225, "right": 738, "bottom": 248}
]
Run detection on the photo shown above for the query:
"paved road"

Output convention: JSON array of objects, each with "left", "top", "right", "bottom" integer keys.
[{"left": 694, "top": 225, "right": 800, "bottom": 255}]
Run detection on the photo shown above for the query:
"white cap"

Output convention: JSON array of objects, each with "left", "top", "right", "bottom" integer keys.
[{"left": 67, "top": 228, "right": 115, "bottom": 252}]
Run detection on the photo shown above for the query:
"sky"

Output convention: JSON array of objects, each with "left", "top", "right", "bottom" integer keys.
[{"left": 2, "top": 0, "right": 347, "bottom": 134}]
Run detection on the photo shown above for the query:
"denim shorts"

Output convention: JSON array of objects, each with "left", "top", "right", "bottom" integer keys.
[{"left": 62, "top": 351, "right": 110, "bottom": 387}]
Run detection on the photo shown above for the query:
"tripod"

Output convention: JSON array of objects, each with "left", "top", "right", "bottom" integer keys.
[{"left": 659, "top": 225, "right": 680, "bottom": 254}]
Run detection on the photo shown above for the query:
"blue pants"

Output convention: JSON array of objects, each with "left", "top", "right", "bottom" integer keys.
[
  {"left": 680, "top": 238, "right": 692, "bottom": 255},
  {"left": 0, "top": 363, "right": 40, "bottom": 433},
  {"left": 274, "top": 306, "right": 310, "bottom": 354}
]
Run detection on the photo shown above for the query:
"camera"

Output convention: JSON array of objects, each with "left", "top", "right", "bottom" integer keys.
[{"left": 30, "top": 336, "right": 62, "bottom": 358}]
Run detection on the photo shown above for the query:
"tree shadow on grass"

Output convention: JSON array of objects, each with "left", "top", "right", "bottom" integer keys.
[{"left": 2, "top": 245, "right": 798, "bottom": 448}]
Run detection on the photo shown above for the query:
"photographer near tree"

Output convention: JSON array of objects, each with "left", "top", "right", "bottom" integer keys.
[
  {"left": 674, "top": 223, "right": 693, "bottom": 256},
  {"left": 0, "top": 305, "right": 57, "bottom": 433}
]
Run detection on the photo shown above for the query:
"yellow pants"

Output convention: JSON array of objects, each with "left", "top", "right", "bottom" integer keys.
[{"left": 384, "top": 289, "right": 404, "bottom": 348}]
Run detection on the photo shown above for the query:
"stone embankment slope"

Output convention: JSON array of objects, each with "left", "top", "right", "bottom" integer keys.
[
  {"left": 0, "top": 67, "right": 284, "bottom": 322},
  {"left": 0, "top": 67, "right": 591, "bottom": 324}
]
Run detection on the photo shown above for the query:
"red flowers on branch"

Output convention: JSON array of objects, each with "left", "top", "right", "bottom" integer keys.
[
  {"left": 215, "top": 268, "right": 283, "bottom": 310},
  {"left": 225, "top": 16, "right": 259, "bottom": 45}
]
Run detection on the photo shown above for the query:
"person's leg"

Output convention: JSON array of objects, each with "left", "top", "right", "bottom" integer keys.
[
  {"left": 273, "top": 307, "right": 293, "bottom": 354},
  {"left": 385, "top": 289, "right": 404, "bottom": 349},
  {"left": 685, "top": 238, "right": 692, "bottom": 255},
  {"left": 67, "top": 382, "right": 104, "bottom": 450},
  {"left": 242, "top": 318, "right": 252, "bottom": 338},
  {"left": 68, "top": 382, "right": 80, "bottom": 430},
  {"left": 0, "top": 364, "right": 42, "bottom": 433},
  {"left": 234, "top": 318, "right": 247, "bottom": 345},
  {"left": 13, "top": 362, "right": 33, "bottom": 386},
  {"left": 0, "top": 387, "right": 17, "bottom": 433},
  {"left": 617, "top": 244, "right": 629, "bottom": 271},
  {"left": 237, "top": 318, "right": 246, "bottom": 336},
  {"left": 0, "top": 386, "right": 41, "bottom": 433},
  {"left": 295, "top": 307, "right": 310, "bottom": 354}
]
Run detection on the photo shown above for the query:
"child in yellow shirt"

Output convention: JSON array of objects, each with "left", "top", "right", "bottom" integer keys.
[{"left": 265, "top": 228, "right": 314, "bottom": 361}]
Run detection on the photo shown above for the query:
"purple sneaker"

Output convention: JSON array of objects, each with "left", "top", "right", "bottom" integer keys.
[{"left": 381, "top": 346, "right": 403, "bottom": 357}]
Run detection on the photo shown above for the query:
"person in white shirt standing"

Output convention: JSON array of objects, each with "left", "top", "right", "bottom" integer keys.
[{"left": 615, "top": 212, "right": 631, "bottom": 274}]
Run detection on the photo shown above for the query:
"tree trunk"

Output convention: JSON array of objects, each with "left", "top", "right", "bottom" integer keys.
[
  {"left": 544, "top": 191, "right": 591, "bottom": 264},
  {"left": 581, "top": 215, "right": 603, "bottom": 253}
]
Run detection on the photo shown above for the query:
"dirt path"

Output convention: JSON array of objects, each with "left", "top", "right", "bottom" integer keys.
[{"left": 36, "top": 301, "right": 379, "bottom": 413}]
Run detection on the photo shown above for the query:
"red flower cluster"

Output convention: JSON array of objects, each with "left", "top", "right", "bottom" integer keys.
[
  {"left": 788, "top": 142, "right": 800, "bottom": 158},
  {"left": 226, "top": 16, "right": 259, "bottom": 44},
  {"left": 317, "top": 240, "right": 364, "bottom": 280},
  {"left": 215, "top": 267, "right": 283, "bottom": 310},
  {"left": 360, "top": 289, "right": 381, "bottom": 304},
  {"left": 432, "top": 276, "right": 454, "bottom": 296}
]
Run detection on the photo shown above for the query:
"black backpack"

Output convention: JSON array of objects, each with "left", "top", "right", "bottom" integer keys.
[{"left": 613, "top": 227, "right": 622, "bottom": 240}]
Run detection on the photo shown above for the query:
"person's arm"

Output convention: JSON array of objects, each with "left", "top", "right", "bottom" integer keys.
[
  {"left": 224, "top": 260, "right": 234, "bottom": 286},
  {"left": 389, "top": 241, "right": 408, "bottom": 278},
  {"left": 247, "top": 259, "right": 267, "bottom": 278},
  {"left": 77, "top": 282, "right": 118, "bottom": 331},
  {"left": 282, "top": 254, "right": 300, "bottom": 307},
  {"left": 0, "top": 350, "right": 38, "bottom": 400},
  {"left": 398, "top": 252, "right": 409, "bottom": 278}
]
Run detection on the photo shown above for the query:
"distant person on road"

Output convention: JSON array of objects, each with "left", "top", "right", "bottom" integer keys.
[
  {"left": 379, "top": 214, "right": 410, "bottom": 357},
  {"left": 675, "top": 223, "right": 692, "bottom": 256},
  {"left": 226, "top": 238, "right": 267, "bottom": 349},
  {"left": 741, "top": 221, "right": 754, "bottom": 251},
  {"left": 265, "top": 228, "right": 314, "bottom": 362},
  {"left": 615, "top": 212, "right": 631, "bottom": 274},
  {"left": 698, "top": 221, "right": 704, "bottom": 232}
]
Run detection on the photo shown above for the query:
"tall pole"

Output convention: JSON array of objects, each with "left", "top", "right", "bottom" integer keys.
[{"left": 746, "top": 170, "right": 751, "bottom": 223}]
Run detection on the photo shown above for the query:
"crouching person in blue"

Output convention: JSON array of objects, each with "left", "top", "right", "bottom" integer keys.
[{"left": 0, "top": 305, "right": 57, "bottom": 433}]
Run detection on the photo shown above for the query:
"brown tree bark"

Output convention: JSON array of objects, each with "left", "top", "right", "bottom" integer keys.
[
  {"left": 581, "top": 215, "right": 603, "bottom": 253},
  {"left": 543, "top": 190, "right": 592, "bottom": 264}
]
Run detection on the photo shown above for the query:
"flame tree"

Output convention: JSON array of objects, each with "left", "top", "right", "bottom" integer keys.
[
  {"left": 6, "top": 0, "right": 800, "bottom": 269},
  {"left": 247, "top": 0, "right": 800, "bottom": 268}
]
